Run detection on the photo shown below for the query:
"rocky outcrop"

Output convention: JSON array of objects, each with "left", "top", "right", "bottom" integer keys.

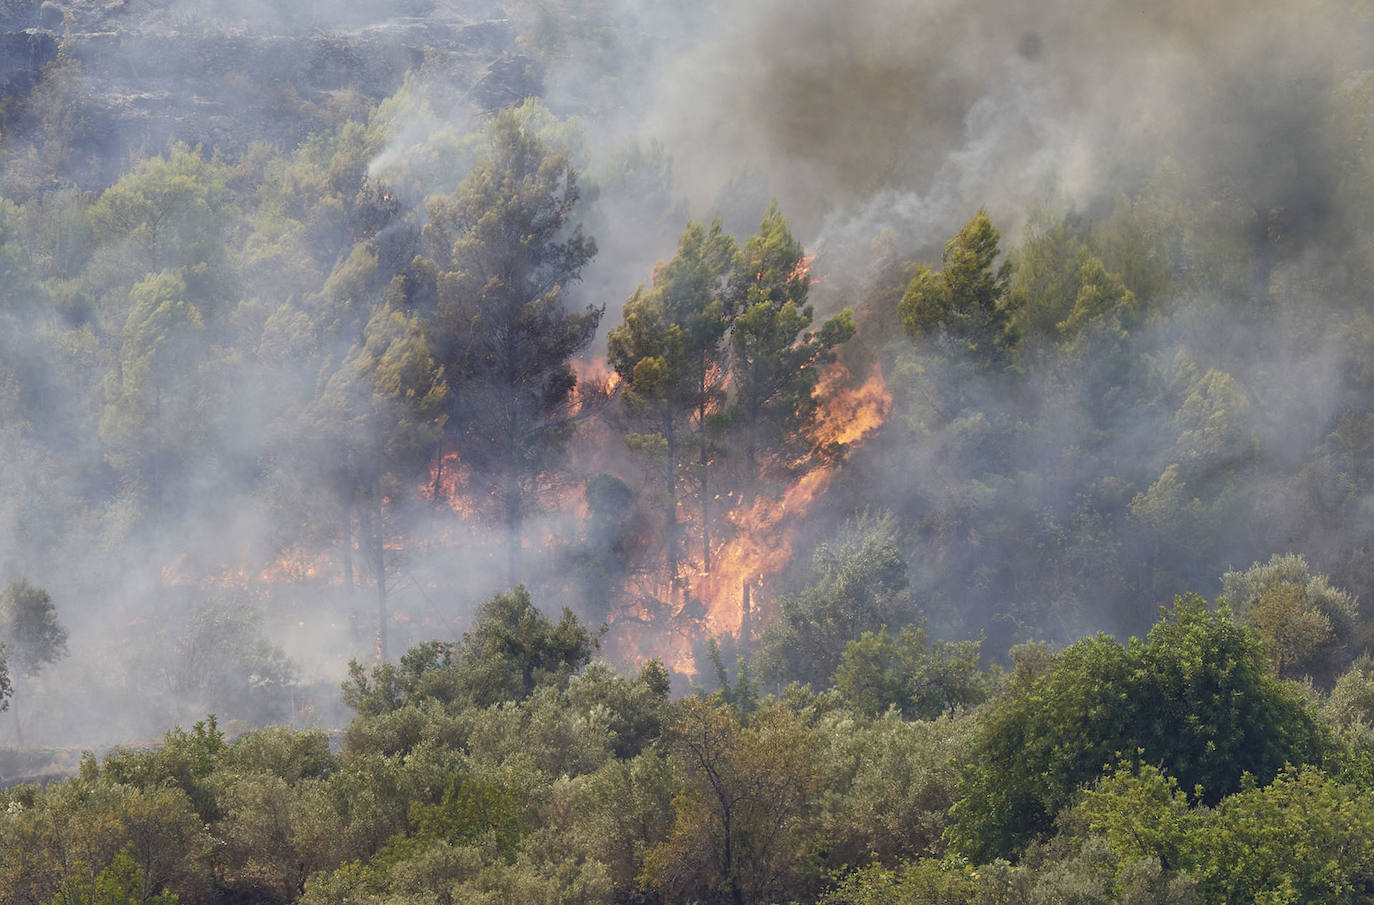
[
  {"left": 0, "top": 1, "right": 539, "bottom": 175},
  {"left": 0, "top": 28, "right": 56, "bottom": 97}
]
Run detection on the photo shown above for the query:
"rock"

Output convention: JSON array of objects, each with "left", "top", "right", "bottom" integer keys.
[{"left": 0, "top": 28, "right": 58, "bottom": 95}]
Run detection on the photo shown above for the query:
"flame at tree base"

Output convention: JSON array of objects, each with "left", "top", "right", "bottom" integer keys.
[
  {"left": 701, "top": 362, "right": 892, "bottom": 639},
  {"left": 157, "top": 359, "right": 890, "bottom": 684}
]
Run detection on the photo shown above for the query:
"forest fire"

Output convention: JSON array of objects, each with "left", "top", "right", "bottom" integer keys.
[
  {"left": 812, "top": 365, "right": 891, "bottom": 448},
  {"left": 699, "top": 362, "right": 891, "bottom": 636},
  {"left": 258, "top": 545, "right": 327, "bottom": 584},
  {"left": 157, "top": 353, "right": 888, "bottom": 678},
  {"left": 570, "top": 357, "right": 622, "bottom": 415},
  {"left": 424, "top": 450, "right": 477, "bottom": 516}
]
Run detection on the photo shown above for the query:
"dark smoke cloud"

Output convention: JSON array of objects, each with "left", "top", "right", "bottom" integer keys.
[
  {"left": 636, "top": 0, "right": 1361, "bottom": 262},
  {"left": 2, "top": 0, "right": 1372, "bottom": 746}
]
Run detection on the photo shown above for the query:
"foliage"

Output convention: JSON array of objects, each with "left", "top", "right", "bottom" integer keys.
[
  {"left": 947, "top": 595, "right": 1329, "bottom": 861},
  {"left": 343, "top": 587, "right": 595, "bottom": 715},
  {"left": 645, "top": 696, "right": 823, "bottom": 905},
  {"left": 609, "top": 218, "right": 739, "bottom": 586},
  {"left": 4, "top": 10, "right": 1374, "bottom": 904},
  {"left": 899, "top": 209, "right": 1018, "bottom": 370},
  {"left": 0, "top": 577, "right": 66, "bottom": 678},
  {"left": 145, "top": 597, "right": 298, "bottom": 728},
  {"left": 1219, "top": 554, "right": 1358, "bottom": 684},
  {"left": 729, "top": 203, "right": 855, "bottom": 478},
  {"left": 757, "top": 512, "right": 917, "bottom": 689},
  {"left": 87, "top": 143, "right": 230, "bottom": 279},
  {"left": 816, "top": 708, "right": 978, "bottom": 867},
  {"left": 1077, "top": 762, "right": 1374, "bottom": 905},
  {"left": 833, "top": 623, "right": 987, "bottom": 720},
  {"left": 421, "top": 106, "right": 601, "bottom": 580}
]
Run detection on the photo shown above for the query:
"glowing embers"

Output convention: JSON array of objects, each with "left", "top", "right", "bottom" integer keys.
[
  {"left": 423, "top": 449, "right": 478, "bottom": 516},
  {"left": 259, "top": 544, "right": 328, "bottom": 584}
]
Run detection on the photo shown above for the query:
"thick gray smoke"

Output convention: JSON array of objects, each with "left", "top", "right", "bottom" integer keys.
[
  {"left": 0, "top": 0, "right": 1371, "bottom": 749},
  {"left": 637, "top": 0, "right": 1360, "bottom": 262}
]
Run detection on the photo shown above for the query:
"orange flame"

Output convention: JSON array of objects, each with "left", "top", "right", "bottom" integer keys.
[
  {"left": 570, "top": 357, "right": 621, "bottom": 415},
  {"left": 157, "top": 354, "right": 887, "bottom": 681},
  {"left": 424, "top": 450, "right": 477, "bottom": 516},
  {"left": 259, "top": 545, "right": 326, "bottom": 583},
  {"left": 701, "top": 362, "right": 890, "bottom": 636}
]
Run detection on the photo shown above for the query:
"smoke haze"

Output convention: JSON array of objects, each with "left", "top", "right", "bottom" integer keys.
[{"left": 0, "top": 0, "right": 1371, "bottom": 748}]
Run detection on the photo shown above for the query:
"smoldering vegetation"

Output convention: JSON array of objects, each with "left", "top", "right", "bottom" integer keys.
[{"left": 0, "top": 0, "right": 1369, "bottom": 750}]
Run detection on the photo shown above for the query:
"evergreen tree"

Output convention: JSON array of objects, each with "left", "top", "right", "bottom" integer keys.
[
  {"left": 609, "top": 218, "right": 739, "bottom": 592},
  {"left": 729, "top": 204, "right": 854, "bottom": 491},
  {"left": 422, "top": 109, "right": 601, "bottom": 584},
  {"left": 899, "top": 209, "right": 1017, "bottom": 372}
]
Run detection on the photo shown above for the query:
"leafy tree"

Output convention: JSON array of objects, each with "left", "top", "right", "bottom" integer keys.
[
  {"left": 109, "top": 786, "right": 214, "bottom": 903},
  {"left": 757, "top": 512, "right": 916, "bottom": 689},
  {"left": 947, "top": 595, "right": 1328, "bottom": 862},
  {"left": 421, "top": 107, "right": 601, "bottom": 584},
  {"left": 833, "top": 624, "right": 987, "bottom": 720},
  {"left": 101, "top": 717, "right": 227, "bottom": 823},
  {"left": 817, "top": 858, "right": 980, "bottom": 905},
  {"left": 565, "top": 659, "right": 672, "bottom": 759},
  {"left": 454, "top": 586, "right": 595, "bottom": 709},
  {"left": 609, "top": 218, "right": 739, "bottom": 591},
  {"left": 899, "top": 209, "right": 1017, "bottom": 371},
  {"left": 1007, "top": 211, "right": 1090, "bottom": 350},
  {"left": 568, "top": 749, "right": 675, "bottom": 894},
  {"left": 304, "top": 295, "right": 447, "bottom": 660},
  {"left": 86, "top": 144, "right": 232, "bottom": 301},
  {"left": 211, "top": 770, "right": 339, "bottom": 902},
  {"left": 1219, "top": 553, "right": 1358, "bottom": 684},
  {"left": 223, "top": 728, "right": 336, "bottom": 785},
  {"left": 1078, "top": 763, "right": 1374, "bottom": 905},
  {"left": 1170, "top": 366, "right": 1254, "bottom": 483},
  {"left": 1128, "top": 464, "right": 1205, "bottom": 596},
  {"left": 48, "top": 845, "right": 181, "bottom": 905},
  {"left": 1325, "top": 655, "right": 1374, "bottom": 730},
  {"left": 0, "top": 198, "right": 43, "bottom": 317},
  {"left": 98, "top": 269, "right": 209, "bottom": 513},
  {"left": 0, "top": 577, "right": 65, "bottom": 742},
  {"left": 816, "top": 707, "right": 978, "bottom": 869},
  {"left": 1188, "top": 767, "right": 1374, "bottom": 905},
  {"left": 1055, "top": 253, "right": 1138, "bottom": 337},
  {"left": 728, "top": 203, "right": 854, "bottom": 487},
  {"left": 343, "top": 587, "right": 594, "bottom": 714},
  {"left": 0, "top": 578, "right": 66, "bottom": 680},
  {"left": 144, "top": 597, "right": 297, "bottom": 728},
  {"left": 645, "top": 697, "right": 821, "bottom": 905},
  {"left": 1071, "top": 763, "right": 1197, "bottom": 879}
]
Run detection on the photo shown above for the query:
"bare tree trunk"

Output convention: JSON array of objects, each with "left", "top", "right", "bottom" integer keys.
[
  {"left": 505, "top": 400, "right": 522, "bottom": 589},
  {"left": 10, "top": 695, "right": 22, "bottom": 748},
  {"left": 665, "top": 418, "right": 680, "bottom": 596},
  {"left": 153, "top": 386, "right": 162, "bottom": 515},
  {"left": 699, "top": 380, "right": 712, "bottom": 580},
  {"left": 428, "top": 432, "right": 446, "bottom": 505},
  {"left": 341, "top": 506, "right": 355, "bottom": 598},
  {"left": 505, "top": 467, "right": 521, "bottom": 590},
  {"left": 741, "top": 581, "right": 752, "bottom": 647},
  {"left": 374, "top": 492, "right": 388, "bottom": 662},
  {"left": 358, "top": 493, "right": 388, "bottom": 661}
]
